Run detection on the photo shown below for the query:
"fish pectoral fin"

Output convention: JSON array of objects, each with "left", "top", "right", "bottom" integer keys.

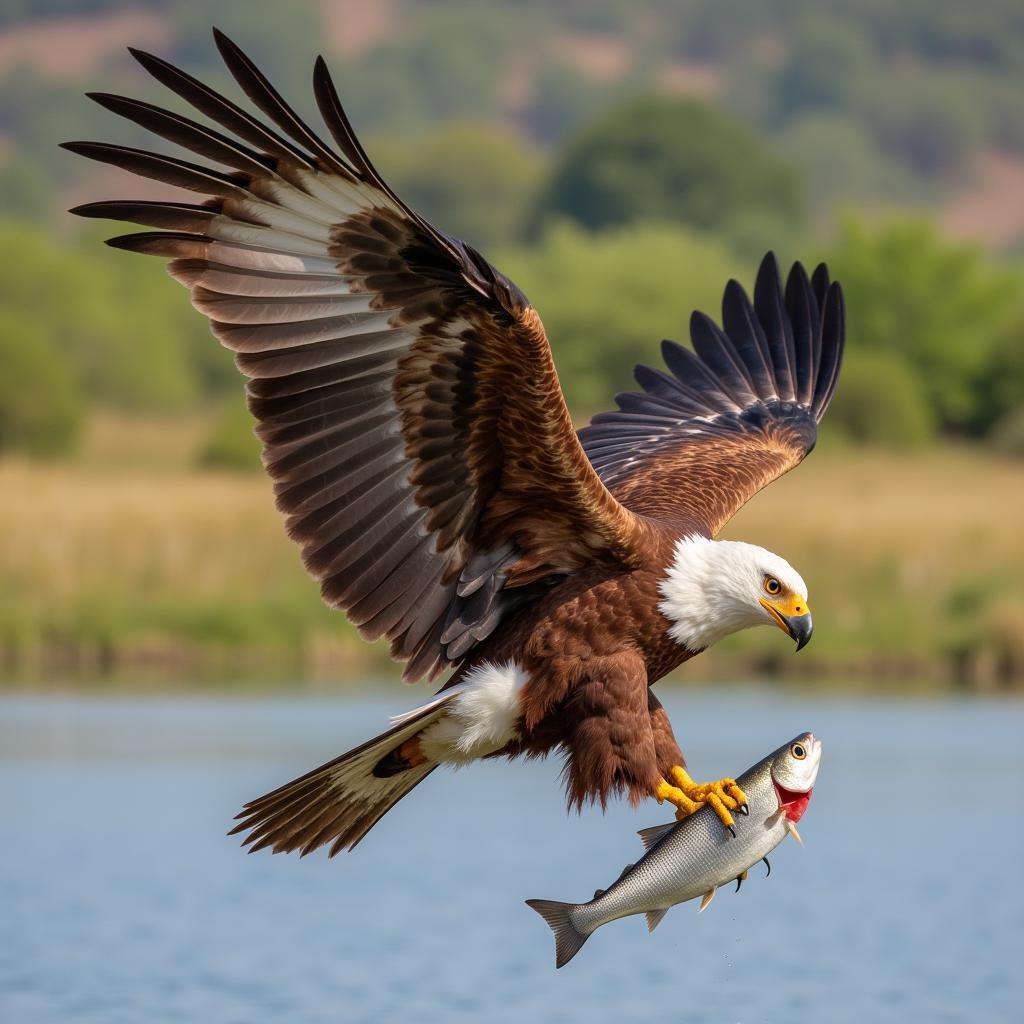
[
  {"left": 698, "top": 886, "right": 717, "bottom": 913},
  {"left": 786, "top": 818, "right": 803, "bottom": 845},
  {"left": 645, "top": 907, "right": 670, "bottom": 933},
  {"left": 636, "top": 822, "right": 675, "bottom": 851}
]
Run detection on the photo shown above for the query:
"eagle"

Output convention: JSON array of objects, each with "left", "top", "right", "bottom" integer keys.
[{"left": 65, "top": 30, "right": 844, "bottom": 856}]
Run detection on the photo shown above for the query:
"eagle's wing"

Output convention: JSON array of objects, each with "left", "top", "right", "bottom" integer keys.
[
  {"left": 579, "top": 254, "right": 844, "bottom": 537},
  {"left": 65, "top": 31, "right": 642, "bottom": 682}
]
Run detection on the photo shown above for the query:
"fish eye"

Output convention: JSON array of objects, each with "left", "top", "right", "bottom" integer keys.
[
  {"left": 764, "top": 576, "right": 781, "bottom": 595},
  {"left": 791, "top": 742, "right": 807, "bottom": 760}
]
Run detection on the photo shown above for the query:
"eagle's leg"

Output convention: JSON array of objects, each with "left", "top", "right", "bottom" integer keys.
[{"left": 667, "top": 765, "right": 747, "bottom": 830}]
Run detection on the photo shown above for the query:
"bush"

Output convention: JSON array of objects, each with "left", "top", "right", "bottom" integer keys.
[
  {"left": 0, "top": 310, "right": 82, "bottom": 457},
  {"left": 827, "top": 350, "right": 935, "bottom": 448},
  {"left": 822, "top": 219, "right": 1024, "bottom": 434},
  {"left": 534, "top": 96, "right": 802, "bottom": 237},
  {"left": 0, "top": 222, "right": 205, "bottom": 413},
  {"left": 199, "top": 402, "right": 261, "bottom": 472},
  {"left": 372, "top": 123, "right": 544, "bottom": 251}
]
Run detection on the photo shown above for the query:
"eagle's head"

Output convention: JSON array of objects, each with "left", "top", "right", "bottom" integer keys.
[{"left": 658, "top": 535, "right": 812, "bottom": 653}]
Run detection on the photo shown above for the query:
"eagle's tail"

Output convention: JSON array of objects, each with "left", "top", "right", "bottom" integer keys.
[{"left": 229, "top": 692, "right": 457, "bottom": 855}]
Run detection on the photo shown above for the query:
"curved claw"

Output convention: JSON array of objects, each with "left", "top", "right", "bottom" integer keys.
[
  {"left": 725, "top": 823, "right": 736, "bottom": 838},
  {"left": 762, "top": 856, "right": 771, "bottom": 877},
  {"left": 738, "top": 803, "right": 749, "bottom": 816},
  {"left": 734, "top": 869, "right": 748, "bottom": 892}
]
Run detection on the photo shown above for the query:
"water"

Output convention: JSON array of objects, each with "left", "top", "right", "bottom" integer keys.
[{"left": 2, "top": 687, "right": 1022, "bottom": 1024}]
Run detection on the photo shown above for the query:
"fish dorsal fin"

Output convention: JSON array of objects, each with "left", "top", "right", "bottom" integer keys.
[
  {"left": 698, "top": 886, "right": 717, "bottom": 913},
  {"left": 592, "top": 888, "right": 605, "bottom": 900},
  {"left": 637, "top": 822, "right": 675, "bottom": 851},
  {"left": 645, "top": 907, "right": 669, "bottom": 932},
  {"left": 616, "top": 862, "right": 634, "bottom": 882}
]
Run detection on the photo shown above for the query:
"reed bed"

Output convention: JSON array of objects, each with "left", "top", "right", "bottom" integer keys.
[{"left": 1, "top": 443, "right": 1021, "bottom": 686}]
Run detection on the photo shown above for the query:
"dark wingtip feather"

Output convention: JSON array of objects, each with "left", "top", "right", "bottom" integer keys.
[
  {"left": 811, "top": 262, "right": 831, "bottom": 304},
  {"left": 103, "top": 231, "right": 204, "bottom": 254},
  {"left": 812, "top": 280, "right": 845, "bottom": 419}
]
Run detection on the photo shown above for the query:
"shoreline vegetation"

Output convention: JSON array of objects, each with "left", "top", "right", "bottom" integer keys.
[{"left": 2, "top": 422, "right": 1022, "bottom": 692}]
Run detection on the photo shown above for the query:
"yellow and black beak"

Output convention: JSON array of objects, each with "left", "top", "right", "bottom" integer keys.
[{"left": 759, "top": 596, "right": 813, "bottom": 652}]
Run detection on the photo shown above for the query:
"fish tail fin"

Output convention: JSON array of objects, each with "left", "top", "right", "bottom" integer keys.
[
  {"left": 525, "top": 899, "right": 589, "bottom": 968},
  {"left": 228, "top": 693, "right": 457, "bottom": 856}
]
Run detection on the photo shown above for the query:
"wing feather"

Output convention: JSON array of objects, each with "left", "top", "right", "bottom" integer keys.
[
  {"left": 579, "top": 253, "right": 844, "bottom": 536},
  {"left": 68, "top": 31, "right": 642, "bottom": 682}
]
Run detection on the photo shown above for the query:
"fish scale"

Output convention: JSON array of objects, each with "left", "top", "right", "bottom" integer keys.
[{"left": 528, "top": 732, "right": 821, "bottom": 967}]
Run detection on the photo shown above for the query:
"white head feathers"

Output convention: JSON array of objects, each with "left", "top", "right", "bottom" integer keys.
[{"left": 658, "top": 535, "right": 808, "bottom": 652}]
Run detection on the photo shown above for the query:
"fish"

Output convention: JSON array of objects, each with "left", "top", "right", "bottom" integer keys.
[{"left": 526, "top": 732, "right": 821, "bottom": 968}]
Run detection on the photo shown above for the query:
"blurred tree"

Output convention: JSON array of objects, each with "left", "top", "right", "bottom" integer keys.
[
  {"left": 535, "top": 96, "right": 802, "bottom": 237},
  {"left": 0, "top": 222, "right": 204, "bottom": 412},
  {"left": 974, "top": 324, "right": 1024, "bottom": 439},
  {"left": 168, "top": 0, "right": 322, "bottom": 93},
  {"left": 823, "top": 219, "right": 1024, "bottom": 434},
  {"left": 779, "top": 113, "right": 918, "bottom": 216},
  {"left": 855, "top": 69, "right": 984, "bottom": 179},
  {"left": 198, "top": 402, "right": 260, "bottom": 472},
  {"left": 522, "top": 63, "right": 618, "bottom": 146},
  {"left": 0, "top": 156, "right": 52, "bottom": 224},
  {"left": 767, "top": 16, "right": 873, "bottom": 125},
  {"left": 827, "top": 350, "right": 935, "bottom": 448},
  {"left": 333, "top": 2, "right": 517, "bottom": 136},
  {"left": 0, "top": 309, "right": 82, "bottom": 457},
  {"left": 497, "top": 222, "right": 743, "bottom": 411},
  {"left": 371, "top": 123, "right": 544, "bottom": 251}
]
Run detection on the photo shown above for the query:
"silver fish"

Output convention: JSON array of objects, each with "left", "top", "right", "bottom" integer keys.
[{"left": 527, "top": 732, "right": 821, "bottom": 967}]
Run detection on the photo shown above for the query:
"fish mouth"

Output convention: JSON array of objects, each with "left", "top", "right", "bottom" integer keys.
[{"left": 773, "top": 781, "right": 813, "bottom": 823}]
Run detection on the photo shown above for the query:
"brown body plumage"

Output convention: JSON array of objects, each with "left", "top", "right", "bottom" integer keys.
[{"left": 66, "top": 29, "right": 844, "bottom": 856}]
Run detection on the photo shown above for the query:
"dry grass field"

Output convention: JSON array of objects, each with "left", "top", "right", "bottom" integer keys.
[{"left": 1, "top": 421, "right": 1022, "bottom": 687}]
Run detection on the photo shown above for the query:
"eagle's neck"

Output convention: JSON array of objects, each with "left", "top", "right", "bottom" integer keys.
[{"left": 657, "top": 535, "right": 767, "bottom": 651}]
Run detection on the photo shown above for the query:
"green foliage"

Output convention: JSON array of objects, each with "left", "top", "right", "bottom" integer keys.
[
  {"left": 522, "top": 63, "right": 623, "bottom": 146},
  {"left": 371, "top": 123, "right": 544, "bottom": 251},
  {"left": 535, "top": 96, "right": 802, "bottom": 238},
  {"left": 497, "top": 222, "right": 742, "bottom": 411},
  {"left": 778, "top": 114, "right": 918, "bottom": 215},
  {"left": 767, "top": 16, "right": 874, "bottom": 125},
  {"left": 167, "top": 0, "right": 322, "bottom": 96},
  {"left": 0, "top": 221, "right": 228, "bottom": 413},
  {"left": 0, "top": 310, "right": 82, "bottom": 456},
  {"left": 973, "top": 325, "right": 1024, "bottom": 438},
  {"left": 198, "top": 403, "right": 261, "bottom": 472},
  {"left": 0, "top": 156, "right": 52, "bottom": 224},
  {"left": 333, "top": 3, "right": 520, "bottom": 137},
  {"left": 822, "top": 219, "right": 1024, "bottom": 434},
  {"left": 827, "top": 350, "right": 935, "bottom": 448},
  {"left": 853, "top": 68, "right": 985, "bottom": 179}
]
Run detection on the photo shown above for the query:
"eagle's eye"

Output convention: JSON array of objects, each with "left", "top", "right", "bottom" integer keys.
[
  {"left": 791, "top": 742, "right": 807, "bottom": 760},
  {"left": 764, "top": 575, "right": 781, "bottom": 595}
]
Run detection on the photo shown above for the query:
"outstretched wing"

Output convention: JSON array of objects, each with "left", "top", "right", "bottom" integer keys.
[
  {"left": 579, "top": 253, "right": 844, "bottom": 537},
  {"left": 65, "top": 30, "right": 642, "bottom": 681}
]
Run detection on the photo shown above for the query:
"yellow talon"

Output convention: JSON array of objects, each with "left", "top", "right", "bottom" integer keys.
[
  {"left": 666, "top": 765, "right": 748, "bottom": 830},
  {"left": 654, "top": 778, "right": 701, "bottom": 818}
]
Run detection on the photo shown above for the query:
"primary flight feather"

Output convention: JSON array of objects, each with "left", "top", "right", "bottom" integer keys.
[{"left": 66, "top": 28, "right": 844, "bottom": 855}]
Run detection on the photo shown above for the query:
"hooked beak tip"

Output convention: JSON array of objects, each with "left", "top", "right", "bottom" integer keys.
[{"left": 787, "top": 612, "right": 813, "bottom": 652}]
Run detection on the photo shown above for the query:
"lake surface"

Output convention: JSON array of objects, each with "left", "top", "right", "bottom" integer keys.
[{"left": 2, "top": 686, "right": 1023, "bottom": 1023}]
